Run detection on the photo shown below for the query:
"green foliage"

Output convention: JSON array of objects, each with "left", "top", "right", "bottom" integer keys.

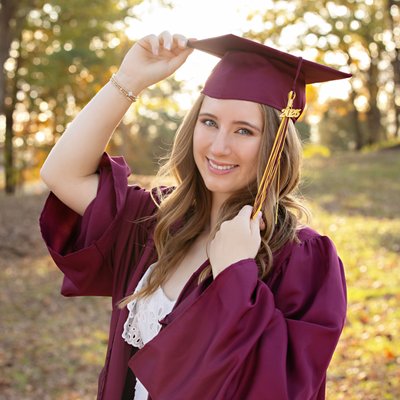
[
  {"left": 318, "top": 99, "right": 360, "bottom": 151},
  {"left": 360, "top": 138, "right": 400, "bottom": 153},
  {"left": 13, "top": 0, "right": 143, "bottom": 107},
  {"left": 1, "top": 0, "right": 185, "bottom": 191},
  {"left": 294, "top": 120, "right": 311, "bottom": 142},
  {"left": 245, "top": 0, "right": 400, "bottom": 149}
]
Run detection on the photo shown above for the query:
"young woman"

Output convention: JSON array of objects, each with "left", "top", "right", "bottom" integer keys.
[{"left": 39, "top": 32, "right": 349, "bottom": 400}]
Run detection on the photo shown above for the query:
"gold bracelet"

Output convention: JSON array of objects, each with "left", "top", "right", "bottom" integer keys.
[{"left": 110, "top": 74, "right": 138, "bottom": 103}]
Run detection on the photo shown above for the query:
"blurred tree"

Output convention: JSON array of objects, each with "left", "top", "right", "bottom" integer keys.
[
  {"left": 318, "top": 98, "right": 362, "bottom": 150},
  {"left": 245, "top": 0, "right": 399, "bottom": 150},
  {"left": 1, "top": 0, "right": 159, "bottom": 194},
  {"left": 0, "top": 0, "right": 19, "bottom": 193},
  {"left": 109, "top": 77, "right": 187, "bottom": 175},
  {"left": 388, "top": 0, "right": 400, "bottom": 137}
]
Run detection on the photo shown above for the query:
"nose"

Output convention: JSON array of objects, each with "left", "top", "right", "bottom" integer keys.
[{"left": 210, "top": 129, "right": 231, "bottom": 156}]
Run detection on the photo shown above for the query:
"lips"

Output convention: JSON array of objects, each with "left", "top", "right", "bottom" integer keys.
[{"left": 207, "top": 157, "right": 238, "bottom": 172}]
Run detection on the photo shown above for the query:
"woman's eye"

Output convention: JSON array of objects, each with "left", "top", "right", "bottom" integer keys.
[
  {"left": 237, "top": 128, "right": 252, "bottom": 136},
  {"left": 201, "top": 119, "right": 217, "bottom": 128}
]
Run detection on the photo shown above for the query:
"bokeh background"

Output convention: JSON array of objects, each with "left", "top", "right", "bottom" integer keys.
[{"left": 0, "top": 0, "right": 399, "bottom": 399}]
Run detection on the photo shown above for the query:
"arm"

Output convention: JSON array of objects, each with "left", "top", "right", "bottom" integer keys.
[{"left": 40, "top": 32, "right": 192, "bottom": 216}]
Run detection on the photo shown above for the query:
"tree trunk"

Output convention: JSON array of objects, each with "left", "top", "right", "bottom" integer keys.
[
  {"left": 345, "top": 53, "right": 364, "bottom": 150},
  {"left": 4, "top": 104, "right": 15, "bottom": 193},
  {"left": 4, "top": 48, "right": 20, "bottom": 194},
  {"left": 349, "top": 87, "right": 364, "bottom": 150},
  {"left": 388, "top": 0, "right": 400, "bottom": 137},
  {"left": 1, "top": 0, "right": 17, "bottom": 193},
  {"left": 366, "top": 58, "right": 383, "bottom": 145},
  {"left": 392, "top": 50, "right": 400, "bottom": 137},
  {"left": 0, "top": 1, "right": 16, "bottom": 114}
]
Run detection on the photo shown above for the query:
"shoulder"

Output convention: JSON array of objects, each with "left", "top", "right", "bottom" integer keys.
[
  {"left": 296, "top": 226, "right": 323, "bottom": 243},
  {"left": 294, "top": 227, "right": 341, "bottom": 271},
  {"left": 125, "top": 185, "right": 175, "bottom": 208},
  {"left": 288, "top": 225, "right": 337, "bottom": 253},
  {"left": 121, "top": 185, "right": 176, "bottom": 235},
  {"left": 272, "top": 226, "right": 341, "bottom": 279},
  {"left": 295, "top": 226, "right": 339, "bottom": 257}
]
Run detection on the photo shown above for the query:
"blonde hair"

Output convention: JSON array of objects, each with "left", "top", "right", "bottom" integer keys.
[{"left": 119, "top": 94, "right": 309, "bottom": 307}]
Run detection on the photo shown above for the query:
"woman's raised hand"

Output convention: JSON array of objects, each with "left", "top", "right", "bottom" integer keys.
[
  {"left": 115, "top": 31, "right": 193, "bottom": 95},
  {"left": 208, "top": 206, "right": 263, "bottom": 278}
]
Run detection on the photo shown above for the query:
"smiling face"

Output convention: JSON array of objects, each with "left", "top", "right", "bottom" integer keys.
[{"left": 193, "top": 96, "right": 263, "bottom": 204}]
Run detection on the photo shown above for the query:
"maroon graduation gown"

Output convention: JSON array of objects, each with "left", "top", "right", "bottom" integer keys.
[{"left": 39, "top": 152, "right": 347, "bottom": 400}]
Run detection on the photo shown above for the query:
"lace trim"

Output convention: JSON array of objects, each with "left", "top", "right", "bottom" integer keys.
[
  {"left": 122, "top": 264, "right": 176, "bottom": 349},
  {"left": 122, "top": 299, "right": 144, "bottom": 348},
  {"left": 121, "top": 267, "right": 149, "bottom": 348}
]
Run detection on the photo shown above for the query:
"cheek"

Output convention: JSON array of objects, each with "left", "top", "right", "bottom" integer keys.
[
  {"left": 242, "top": 141, "right": 261, "bottom": 178},
  {"left": 242, "top": 141, "right": 261, "bottom": 165}
]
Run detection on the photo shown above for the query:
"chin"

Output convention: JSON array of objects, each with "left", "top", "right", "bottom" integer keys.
[{"left": 204, "top": 182, "right": 243, "bottom": 200}]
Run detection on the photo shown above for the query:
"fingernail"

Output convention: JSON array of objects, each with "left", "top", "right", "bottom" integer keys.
[{"left": 179, "top": 38, "right": 187, "bottom": 48}]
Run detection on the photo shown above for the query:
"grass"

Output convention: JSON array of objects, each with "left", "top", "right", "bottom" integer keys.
[
  {"left": 0, "top": 148, "right": 399, "bottom": 399},
  {"left": 300, "top": 149, "right": 400, "bottom": 400}
]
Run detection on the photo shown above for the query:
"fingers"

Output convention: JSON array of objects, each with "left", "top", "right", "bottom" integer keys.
[
  {"left": 172, "top": 34, "right": 188, "bottom": 49},
  {"left": 159, "top": 31, "right": 173, "bottom": 51},
  {"left": 141, "top": 32, "right": 190, "bottom": 56},
  {"left": 140, "top": 32, "right": 191, "bottom": 59},
  {"left": 249, "top": 210, "right": 262, "bottom": 234},
  {"left": 143, "top": 35, "right": 160, "bottom": 56},
  {"left": 236, "top": 205, "right": 264, "bottom": 233},
  {"left": 158, "top": 31, "right": 189, "bottom": 53},
  {"left": 237, "top": 205, "right": 253, "bottom": 218}
]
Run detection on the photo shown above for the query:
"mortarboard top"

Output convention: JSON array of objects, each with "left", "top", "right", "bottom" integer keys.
[{"left": 188, "top": 34, "right": 352, "bottom": 121}]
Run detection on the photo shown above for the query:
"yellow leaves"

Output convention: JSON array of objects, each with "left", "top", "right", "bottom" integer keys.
[
  {"left": 358, "top": 311, "right": 370, "bottom": 325},
  {"left": 384, "top": 348, "right": 396, "bottom": 361},
  {"left": 305, "top": 84, "right": 318, "bottom": 104},
  {"left": 303, "top": 143, "right": 331, "bottom": 158}
]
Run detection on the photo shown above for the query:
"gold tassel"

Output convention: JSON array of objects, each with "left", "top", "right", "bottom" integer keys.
[
  {"left": 275, "top": 164, "right": 280, "bottom": 224},
  {"left": 252, "top": 91, "right": 300, "bottom": 219}
]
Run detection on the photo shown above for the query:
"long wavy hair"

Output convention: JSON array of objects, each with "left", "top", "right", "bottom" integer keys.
[{"left": 119, "top": 94, "right": 309, "bottom": 307}]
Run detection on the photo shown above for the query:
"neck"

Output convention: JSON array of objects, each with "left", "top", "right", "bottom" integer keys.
[{"left": 209, "top": 192, "right": 228, "bottom": 234}]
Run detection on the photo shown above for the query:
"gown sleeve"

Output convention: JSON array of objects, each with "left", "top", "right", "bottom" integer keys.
[
  {"left": 129, "top": 233, "right": 347, "bottom": 400},
  {"left": 39, "top": 152, "right": 156, "bottom": 297}
]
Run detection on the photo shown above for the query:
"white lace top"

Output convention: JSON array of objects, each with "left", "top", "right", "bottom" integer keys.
[{"left": 122, "top": 263, "right": 177, "bottom": 400}]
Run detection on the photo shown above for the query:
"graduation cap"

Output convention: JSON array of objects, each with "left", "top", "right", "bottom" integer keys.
[{"left": 188, "top": 34, "right": 352, "bottom": 219}]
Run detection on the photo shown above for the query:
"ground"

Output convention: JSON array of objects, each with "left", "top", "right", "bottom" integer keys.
[{"left": 0, "top": 150, "right": 399, "bottom": 399}]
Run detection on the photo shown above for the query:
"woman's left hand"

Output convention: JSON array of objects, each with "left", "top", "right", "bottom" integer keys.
[{"left": 209, "top": 205, "right": 263, "bottom": 278}]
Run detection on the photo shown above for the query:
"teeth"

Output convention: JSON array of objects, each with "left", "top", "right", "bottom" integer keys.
[{"left": 209, "top": 159, "right": 236, "bottom": 171}]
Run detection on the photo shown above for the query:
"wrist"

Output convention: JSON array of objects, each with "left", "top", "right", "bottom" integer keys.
[
  {"left": 211, "top": 256, "right": 255, "bottom": 277},
  {"left": 114, "top": 70, "right": 145, "bottom": 96},
  {"left": 211, "top": 259, "right": 236, "bottom": 278}
]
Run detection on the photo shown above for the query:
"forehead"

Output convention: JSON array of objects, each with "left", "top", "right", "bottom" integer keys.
[{"left": 200, "top": 96, "right": 263, "bottom": 124}]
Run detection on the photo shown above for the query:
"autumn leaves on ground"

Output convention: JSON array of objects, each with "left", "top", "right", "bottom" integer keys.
[{"left": 0, "top": 149, "right": 399, "bottom": 400}]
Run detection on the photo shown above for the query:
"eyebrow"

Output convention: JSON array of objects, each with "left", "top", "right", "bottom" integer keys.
[{"left": 198, "top": 112, "right": 262, "bottom": 133}]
